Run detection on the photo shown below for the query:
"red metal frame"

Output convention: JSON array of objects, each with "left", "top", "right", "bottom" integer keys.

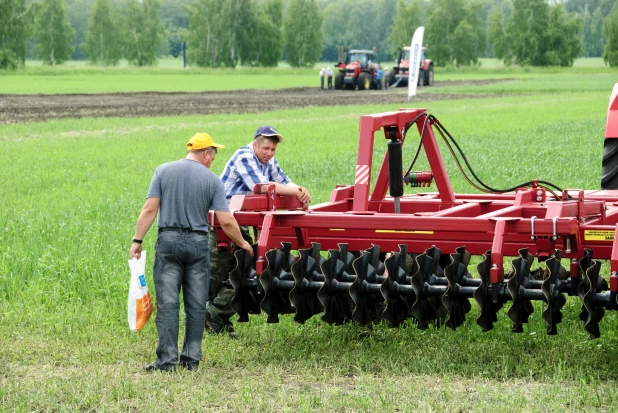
[
  {"left": 606, "top": 84, "right": 618, "bottom": 139},
  {"left": 211, "top": 97, "right": 618, "bottom": 289}
]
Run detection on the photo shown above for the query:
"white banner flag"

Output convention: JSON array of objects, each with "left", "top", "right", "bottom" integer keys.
[{"left": 408, "top": 26, "right": 425, "bottom": 101}]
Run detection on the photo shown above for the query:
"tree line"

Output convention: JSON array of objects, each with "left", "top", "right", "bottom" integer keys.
[{"left": 2, "top": 0, "right": 618, "bottom": 69}]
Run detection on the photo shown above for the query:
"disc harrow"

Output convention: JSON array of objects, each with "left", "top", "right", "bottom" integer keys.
[{"left": 211, "top": 83, "right": 618, "bottom": 338}]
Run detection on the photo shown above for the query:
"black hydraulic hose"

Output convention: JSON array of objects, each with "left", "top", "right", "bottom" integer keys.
[
  {"left": 403, "top": 113, "right": 431, "bottom": 176},
  {"left": 397, "top": 112, "right": 564, "bottom": 196},
  {"left": 402, "top": 111, "right": 428, "bottom": 138},
  {"left": 430, "top": 115, "right": 564, "bottom": 194}
]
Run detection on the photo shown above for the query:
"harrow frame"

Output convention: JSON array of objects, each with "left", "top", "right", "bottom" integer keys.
[{"left": 209, "top": 84, "right": 618, "bottom": 337}]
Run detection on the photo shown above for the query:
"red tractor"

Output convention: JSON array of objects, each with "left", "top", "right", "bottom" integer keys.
[
  {"left": 334, "top": 49, "right": 381, "bottom": 91},
  {"left": 388, "top": 46, "right": 434, "bottom": 87}
]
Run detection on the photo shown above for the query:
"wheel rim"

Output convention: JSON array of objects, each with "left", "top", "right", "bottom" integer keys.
[{"left": 364, "top": 77, "right": 370, "bottom": 89}]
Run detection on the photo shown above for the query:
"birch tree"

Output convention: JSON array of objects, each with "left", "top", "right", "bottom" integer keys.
[
  {"left": 506, "top": 0, "right": 582, "bottom": 66},
  {"left": 186, "top": 0, "right": 235, "bottom": 67},
  {"left": 124, "top": 0, "right": 164, "bottom": 66},
  {"left": 283, "top": 0, "right": 323, "bottom": 67},
  {"left": 426, "top": 0, "right": 467, "bottom": 65},
  {"left": 603, "top": 0, "right": 618, "bottom": 66},
  {"left": 0, "top": 0, "right": 34, "bottom": 69},
  {"left": 82, "top": 0, "right": 122, "bottom": 65},
  {"left": 389, "top": 0, "right": 422, "bottom": 57},
  {"left": 33, "top": 0, "right": 75, "bottom": 65}
]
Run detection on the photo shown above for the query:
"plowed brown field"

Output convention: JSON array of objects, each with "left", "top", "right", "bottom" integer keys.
[{"left": 0, "top": 79, "right": 510, "bottom": 123}]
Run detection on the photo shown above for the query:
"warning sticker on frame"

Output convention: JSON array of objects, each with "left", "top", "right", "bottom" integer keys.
[{"left": 584, "top": 230, "right": 615, "bottom": 241}]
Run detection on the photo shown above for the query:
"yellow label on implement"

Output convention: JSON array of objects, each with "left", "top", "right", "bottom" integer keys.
[
  {"left": 584, "top": 230, "right": 615, "bottom": 241},
  {"left": 375, "top": 230, "right": 434, "bottom": 235}
]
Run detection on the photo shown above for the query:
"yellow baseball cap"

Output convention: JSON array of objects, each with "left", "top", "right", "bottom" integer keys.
[{"left": 186, "top": 132, "right": 225, "bottom": 151}]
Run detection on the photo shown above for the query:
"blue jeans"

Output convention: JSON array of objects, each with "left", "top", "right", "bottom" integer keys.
[{"left": 152, "top": 230, "right": 210, "bottom": 369}]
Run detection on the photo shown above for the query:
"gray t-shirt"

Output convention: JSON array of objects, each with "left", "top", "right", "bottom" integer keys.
[{"left": 147, "top": 158, "right": 229, "bottom": 232}]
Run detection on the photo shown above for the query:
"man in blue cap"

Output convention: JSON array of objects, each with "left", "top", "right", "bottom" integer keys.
[{"left": 206, "top": 125, "right": 311, "bottom": 337}]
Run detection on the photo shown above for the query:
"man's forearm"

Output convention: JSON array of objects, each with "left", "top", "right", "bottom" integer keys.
[
  {"left": 133, "top": 198, "right": 160, "bottom": 240},
  {"left": 220, "top": 220, "right": 248, "bottom": 246},
  {"left": 255, "top": 182, "right": 310, "bottom": 205},
  {"left": 134, "top": 210, "right": 157, "bottom": 240},
  {"left": 260, "top": 182, "right": 300, "bottom": 197}
]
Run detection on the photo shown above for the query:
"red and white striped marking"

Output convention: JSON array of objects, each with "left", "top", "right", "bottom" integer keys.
[{"left": 355, "top": 165, "right": 369, "bottom": 185}]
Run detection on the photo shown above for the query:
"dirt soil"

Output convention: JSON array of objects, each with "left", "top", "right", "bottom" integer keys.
[{"left": 0, "top": 79, "right": 510, "bottom": 124}]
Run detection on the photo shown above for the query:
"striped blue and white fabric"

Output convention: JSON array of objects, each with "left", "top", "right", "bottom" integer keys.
[{"left": 220, "top": 143, "right": 291, "bottom": 199}]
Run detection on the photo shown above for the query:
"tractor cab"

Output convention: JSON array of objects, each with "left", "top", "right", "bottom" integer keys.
[
  {"left": 343, "top": 50, "right": 376, "bottom": 76},
  {"left": 345, "top": 50, "right": 372, "bottom": 69}
]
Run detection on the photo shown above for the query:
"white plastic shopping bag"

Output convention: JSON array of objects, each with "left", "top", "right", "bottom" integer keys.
[{"left": 127, "top": 251, "right": 153, "bottom": 332}]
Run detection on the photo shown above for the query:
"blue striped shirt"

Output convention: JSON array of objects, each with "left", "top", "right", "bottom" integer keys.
[{"left": 220, "top": 142, "right": 291, "bottom": 199}]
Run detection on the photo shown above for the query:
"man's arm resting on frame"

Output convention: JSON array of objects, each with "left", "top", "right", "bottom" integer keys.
[
  {"left": 257, "top": 182, "right": 311, "bottom": 204},
  {"left": 215, "top": 211, "right": 254, "bottom": 256},
  {"left": 130, "top": 197, "right": 160, "bottom": 259}
]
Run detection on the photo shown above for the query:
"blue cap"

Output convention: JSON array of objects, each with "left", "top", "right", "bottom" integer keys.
[{"left": 254, "top": 125, "right": 284, "bottom": 142}]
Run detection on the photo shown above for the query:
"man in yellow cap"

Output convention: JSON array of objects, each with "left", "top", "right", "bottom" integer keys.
[{"left": 130, "top": 132, "right": 253, "bottom": 372}]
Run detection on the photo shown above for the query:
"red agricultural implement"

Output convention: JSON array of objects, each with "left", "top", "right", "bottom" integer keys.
[{"left": 210, "top": 84, "right": 618, "bottom": 338}]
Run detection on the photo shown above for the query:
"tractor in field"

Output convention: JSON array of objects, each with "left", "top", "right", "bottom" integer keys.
[
  {"left": 334, "top": 49, "right": 380, "bottom": 91},
  {"left": 388, "top": 46, "right": 434, "bottom": 87},
  {"left": 209, "top": 84, "right": 618, "bottom": 339}
]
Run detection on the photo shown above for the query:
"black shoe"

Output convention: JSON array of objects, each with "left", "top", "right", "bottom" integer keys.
[
  {"left": 205, "top": 311, "right": 224, "bottom": 334},
  {"left": 143, "top": 363, "right": 175, "bottom": 372},
  {"left": 223, "top": 320, "right": 238, "bottom": 339},
  {"left": 178, "top": 361, "right": 199, "bottom": 371}
]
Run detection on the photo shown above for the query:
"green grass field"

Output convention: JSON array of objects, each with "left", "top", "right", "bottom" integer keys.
[{"left": 2, "top": 66, "right": 618, "bottom": 411}]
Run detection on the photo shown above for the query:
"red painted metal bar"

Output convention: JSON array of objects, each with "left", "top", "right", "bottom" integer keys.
[
  {"left": 429, "top": 203, "right": 485, "bottom": 217},
  {"left": 256, "top": 214, "right": 275, "bottom": 274},
  {"left": 490, "top": 219, "right": 510, "bottom": 283},
  {"left": 352, "top": 116, "right": 377, "bottom": 212},
  {"left": 225, "top": 192, "right": 304, "bottom": 213},
  {"left": 416, "top": 116, "right": 456, "bottom": 204},
  {"left": 606, "top": 83, "right": 618, "bottom": 138}
]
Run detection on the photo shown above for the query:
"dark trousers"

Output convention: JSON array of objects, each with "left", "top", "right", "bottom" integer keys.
[
  {"left": 320, "top": 77, "right": 324, "bottom": 89},
  {"left": 327, "top": 77, "right": 333, "bottom": 90},
  {"left": 207, "top": 227, "right": 253, "bottom": 323},
  {"left": 153, "top": 230, "right": 210, "bottom": 369}
]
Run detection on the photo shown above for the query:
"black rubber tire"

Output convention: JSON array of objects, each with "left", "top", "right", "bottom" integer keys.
[
  {"left": 345, "top": 83, "right": 355, "bottom": 90},
  {"left": 334, "top": 72, "right": 344, "bottom": 90},
  {"left": 427, "top": 66, "right": 434, "bottom": 86},
  {"left": 418, "top": 70, "right": 424, "bottom": 87},
  {"left": 357, "top": 72, "right": 371, "bottom": 90},
  {"left": 601, "top": 139, "right": 618, "bottom": 189}
]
